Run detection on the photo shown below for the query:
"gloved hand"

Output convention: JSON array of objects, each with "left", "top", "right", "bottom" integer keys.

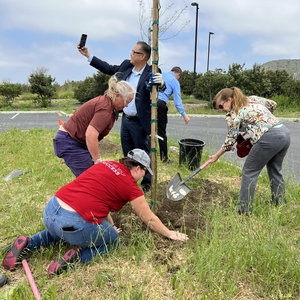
[{"left": 149, "top": 72, "right": 164, "bottom": 87}]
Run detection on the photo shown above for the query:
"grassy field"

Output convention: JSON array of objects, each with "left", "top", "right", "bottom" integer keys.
[{"left": 0, "top": 126, "right": 300, "bottom": 299}]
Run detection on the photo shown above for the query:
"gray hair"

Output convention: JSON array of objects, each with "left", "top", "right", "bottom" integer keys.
[{"left": 105, "top": 74, "right": 135, "bottom": 103}]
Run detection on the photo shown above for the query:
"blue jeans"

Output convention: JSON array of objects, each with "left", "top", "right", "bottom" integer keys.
[
  {"left": 29, "top": 196, "right": 119, "bottom": 263},
  {"left": 53, "top": 130, "right": 93, "bottom": 177}
]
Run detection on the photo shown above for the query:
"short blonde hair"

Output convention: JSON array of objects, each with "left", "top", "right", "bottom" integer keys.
[{"left": 105, "top": 74, "right": 135, "bottom": 103}]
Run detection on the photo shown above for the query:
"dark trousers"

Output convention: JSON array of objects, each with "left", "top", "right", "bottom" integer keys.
[
  {"left": 120, "top": 115, "right": 151, "bottom": 187},
  {"left": 53, "top": 130, "right": 93, "bottom": 177},
  {"left": 157, "top": 100, "right": 169, "bottom": 161}
]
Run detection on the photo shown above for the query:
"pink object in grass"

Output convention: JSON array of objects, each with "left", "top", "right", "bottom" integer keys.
[{"left": 22, "top": 259, "right": 41, "bottom": 300}]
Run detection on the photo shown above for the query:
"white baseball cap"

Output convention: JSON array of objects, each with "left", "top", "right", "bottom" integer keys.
[{"left": 127, "top": 149, "right": 153, "bottom": 175}]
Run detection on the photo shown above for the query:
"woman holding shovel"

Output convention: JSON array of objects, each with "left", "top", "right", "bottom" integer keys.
[
  {"left": 209, "top": 87, "right": 290, "bottom": 214},
  {"left": 3, "top": 149, "right": 188, "bottom": 275}
]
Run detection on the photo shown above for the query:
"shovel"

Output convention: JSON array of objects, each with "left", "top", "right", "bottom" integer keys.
[
  {"left": 3, "top": 162, "right": 59, "bottom": 181},
  {"left": 166, "top": 159, "right": 213, "bottom": 201},
  {"left": 3, "top": 169, "right": 30, "bottom": 181}
]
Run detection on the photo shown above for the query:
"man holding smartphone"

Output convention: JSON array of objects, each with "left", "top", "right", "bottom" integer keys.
[{"left": 78, "top": 41, "right": 164, "bottom": 193}]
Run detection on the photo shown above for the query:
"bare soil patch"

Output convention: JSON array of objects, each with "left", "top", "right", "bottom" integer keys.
[{"left": 100, "top": 138, "right": 233, "bottom": 243}]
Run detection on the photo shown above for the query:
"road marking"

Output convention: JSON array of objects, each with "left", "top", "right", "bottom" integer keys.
[{"left": 11, "top": 113, "right": 20, "bottom": 119}]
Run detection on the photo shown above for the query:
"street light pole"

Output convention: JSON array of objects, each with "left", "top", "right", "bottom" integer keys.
[
  {"left": 191, "top": 2, "right": 199, "bottom": 89},
  {"left": 207, "top": 32, "right": 214, "bottom": 73},
  {"left": 207, "top": 31, "right": 214, "bottom": 102}
]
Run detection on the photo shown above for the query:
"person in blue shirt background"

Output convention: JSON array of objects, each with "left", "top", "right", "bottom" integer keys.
[{"left": 157, "top": 66, "right": 190, "bottom": 163}]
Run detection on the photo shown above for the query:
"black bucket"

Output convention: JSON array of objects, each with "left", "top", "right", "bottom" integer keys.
[{"left": 178, "top": 138, "right": 206, "bottom": 171}]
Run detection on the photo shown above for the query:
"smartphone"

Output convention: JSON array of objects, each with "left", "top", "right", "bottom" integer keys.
[{"left": 79, "top": 34, "right": 87, "bottom": 49}]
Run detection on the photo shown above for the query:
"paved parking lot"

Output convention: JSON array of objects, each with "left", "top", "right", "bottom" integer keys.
[{"left": 0, "top": 111, "right": 70, "bottom": 132}]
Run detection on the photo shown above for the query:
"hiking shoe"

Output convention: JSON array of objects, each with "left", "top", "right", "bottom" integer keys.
[
  {"left": 162, "top": 158, "right": 173, "bottom": 164},
  {"left": 2, "top": 236, "right": 29, "bottom": 271},
  {"left": 47, "top": 249, "right": 79, "bottom": 275},
  {"left": 0, "top": 273, "right": 8, "bottom": 288}
]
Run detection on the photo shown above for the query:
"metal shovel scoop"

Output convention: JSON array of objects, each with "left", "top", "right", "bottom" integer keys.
[
  {"left": 3, "top": 162, "right": 58, "bottom": 181},
  {"left": 3, "top": 169, "right": 29, "bottom": 181},
  {"left": 166, "top": 159, "right": 212, "bottom": 201}
]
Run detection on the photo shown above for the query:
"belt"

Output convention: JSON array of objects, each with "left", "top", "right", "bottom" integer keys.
[
  {"left": 158, "top": 99, "right": 167, "bottom": 105},
  {"left": 123, "top": 113, "right": 139, "bottom": 120}
]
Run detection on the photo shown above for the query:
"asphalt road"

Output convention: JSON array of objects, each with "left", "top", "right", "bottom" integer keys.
[{"left": 1, "top": 111, "right": 299, "bottom": 184}]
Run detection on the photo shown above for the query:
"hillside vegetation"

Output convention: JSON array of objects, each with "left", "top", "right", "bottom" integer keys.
[{"left": 262, "top": 59, "right": 300, "bottom": 80}]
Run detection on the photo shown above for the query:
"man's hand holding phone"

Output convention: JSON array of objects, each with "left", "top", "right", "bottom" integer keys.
[
  {"left": 77, "top": 34, "right": 90, "bottom": 58},
  {"left": 79, "top": 34, "right": 87, "bottom": 49}
]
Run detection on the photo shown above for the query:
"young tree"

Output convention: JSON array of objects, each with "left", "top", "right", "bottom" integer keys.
[
  {"left": 28, "top": 68, "right": 56, "bottom": 108},
  {"left": 0, "top": 81, "right": 22, "bottom": 107},
  {"left": 138, "top": 1, "right": 190, "bottom": 44}
]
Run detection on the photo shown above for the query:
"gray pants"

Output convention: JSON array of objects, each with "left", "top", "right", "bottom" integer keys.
[{"left": 239, "top": 124, "right": 290, "bottom": 213}]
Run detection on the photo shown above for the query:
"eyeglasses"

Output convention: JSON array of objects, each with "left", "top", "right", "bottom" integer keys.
[
  {"left": 131, "top": 50, "right": 143, "bottom": 55},
  {"left": 218, "top": 100, "right": 227, "bottom": 110}
]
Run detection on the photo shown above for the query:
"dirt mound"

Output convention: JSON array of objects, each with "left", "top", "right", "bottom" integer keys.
[
  {"left": 102, "top": 138, "right": 232, "bottom": 242},
  {"left": 112, "top": 179, "right": 231, "bottom": 242}
]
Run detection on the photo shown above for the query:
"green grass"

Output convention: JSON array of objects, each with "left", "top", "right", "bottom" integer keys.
[
  {"left": 0, "top": 98, "right": 80, "bottom": 114},
  {"left": 0, "top": 129, "right": 300, "bottom": 299}
]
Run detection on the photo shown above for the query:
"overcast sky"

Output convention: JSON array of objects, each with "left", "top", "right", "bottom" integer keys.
[{"left": 0, "top": 0, "right": 299, "bottom": 85}]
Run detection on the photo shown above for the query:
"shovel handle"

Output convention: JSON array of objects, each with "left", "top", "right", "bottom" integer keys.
[
  {"left": 180, "top": 159, "right": 213, "bottom": 184},
  {"left": 200, "top": 159, "right": 213, "bottom": 170}
]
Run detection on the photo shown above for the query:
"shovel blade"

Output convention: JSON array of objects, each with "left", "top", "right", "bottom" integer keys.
[
  {"left": 166, "top": 173, "right": 191, "bottom": 201},
  {"left": 3, "top": 169, "right": 24, "bottom": 181}
]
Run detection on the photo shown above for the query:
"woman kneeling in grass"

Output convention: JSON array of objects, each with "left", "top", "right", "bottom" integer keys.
[{"left": 3, "top": 149, "right": 188, "bottom": 275}]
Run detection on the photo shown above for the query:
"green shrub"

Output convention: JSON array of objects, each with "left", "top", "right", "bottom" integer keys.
[{"left": 55, "top": 90, "right": 74, "bottom": 99}]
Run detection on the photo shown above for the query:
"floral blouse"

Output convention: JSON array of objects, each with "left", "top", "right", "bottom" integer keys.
[{"left": 221, "top": 96, "right": 280, "bottom": 152}]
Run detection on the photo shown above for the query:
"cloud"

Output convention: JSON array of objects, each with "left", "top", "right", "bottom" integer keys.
[
  {"left": 0, "top": 0, "right": 140, "bottom": 38},
  {"left": 0, "top": 0, "right": 299, "bottom": 84}
]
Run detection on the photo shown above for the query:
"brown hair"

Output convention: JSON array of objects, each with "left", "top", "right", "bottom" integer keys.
[
  {"left": 213, "top": 87, "right": 248, "bottom": 114},
  {"left": 171, "top": 66, "right": 182, "bottom": 77},
  {"left": 119, "top": 157, "right": 145, "bottom": 170}
]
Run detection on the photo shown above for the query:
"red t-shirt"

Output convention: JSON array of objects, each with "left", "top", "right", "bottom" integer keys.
[
  {"left": 55, "top": 161, "right": 143, "bottom": 224},
  {"left": 63, "top": 95, "right": 116, "bottom": 144}
]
